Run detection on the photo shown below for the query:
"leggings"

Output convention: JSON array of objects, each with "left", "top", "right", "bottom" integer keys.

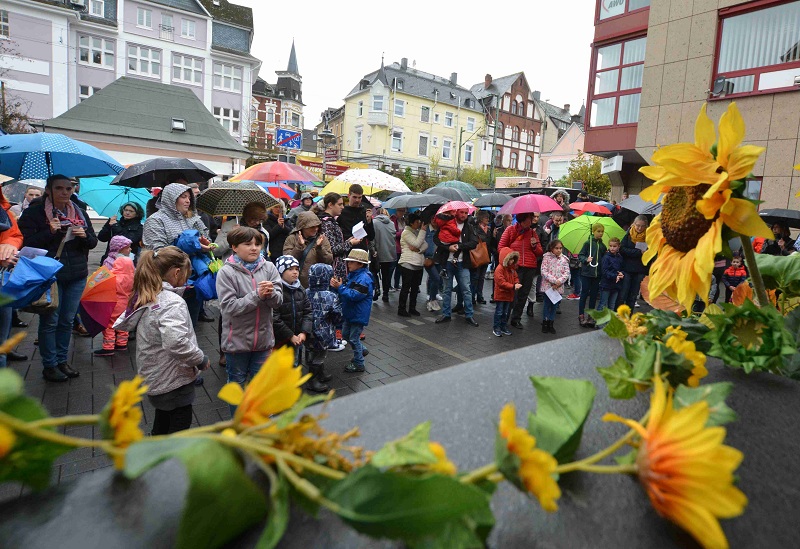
[{"left": 151, "top": 405, "right": 193, "bottom": 435}]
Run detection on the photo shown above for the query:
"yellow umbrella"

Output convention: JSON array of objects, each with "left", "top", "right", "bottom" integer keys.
[
  {"left": 322, "top": 168, "right": 411, "bottom": 196},
  {"left": 321, "top": 180, "right": 383, "bottom": 196}
]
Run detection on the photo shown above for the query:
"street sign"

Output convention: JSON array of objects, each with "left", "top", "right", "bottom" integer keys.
[
  {"left": 324, "top": 148, "right": 338, "bottom": 161},
  {"left": 276, "top": 128, "right": 302, "bottom": 150}
]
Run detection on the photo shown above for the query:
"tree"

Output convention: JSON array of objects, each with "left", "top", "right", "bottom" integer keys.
[
  {"left": 566, "top": 151, "right": 611, "bottom": 198},
  {"left": 0, "top": 41, "right": 34, "bottom": 134}
]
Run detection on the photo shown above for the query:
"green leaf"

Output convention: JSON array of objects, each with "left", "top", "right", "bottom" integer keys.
[
  {"left": 754, "top": 253, "right": 800, "bottom": 296},
  {"left": 527, "top": 376, "right": 596, "bottom": 463},
  {"left": 624, "top": 339, "right": 658, "bottom": 382},
  {"left": 614, "top": 449, "right": 637, "bottom": 466},
  {"left": 597, "top": 358, "right": 637, "bottom": 399},
  {"left": 587, "top": 307, "right": 612, "bottom": 325},
  {"left": 674, "top": 383, "right": 737, "bottom": 427},
  {"left": 0, "top": 395, "right": 71, "bottom": 490},
  {"left": 782, "top": 308, "right": 800, "bottom": 379},
  {"left": 371, "top": 422, "right": 437, "bottom": 469},
  {"left": 0, "top": 368, "right": 24, "bottom": 405},
  {"left": 256, "top": 470, "right": 290, "bottom": 549},
  {"left": 274, "top": 392, "right": 329, "bottom": 429},
  {"left": 324, "top": 465, "right": 492, "bottom": 541},
  {"left": 125, "top": 438, "right": 267, "bottom": 549}
]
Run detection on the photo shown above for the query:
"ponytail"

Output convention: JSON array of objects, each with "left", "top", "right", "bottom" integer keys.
[{"left": 130, "top": 246, "right": 191, "bottom": 309}]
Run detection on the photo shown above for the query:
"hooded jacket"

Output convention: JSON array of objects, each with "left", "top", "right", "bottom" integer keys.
[
  {"left": 0, "top": 192, "right": 24, "bottom": 250},
  {"left": 540, "top": 251, "right": 571, "bottom": 294},
  {"left": 497, "top": 222, "right": 543, "bottom": 269},
  {"left": 317, "top": 210, "right": 351, "bottom": 281},
  {"left": 308, "top": 263, "right": 342, "bottom": 351},
  {"left": 338, "top": 204, "right": 375, "bottom": 251},
  {"left": 600, "top": 251, "right": 624, "bottom": 290},
  {"left": 493, "top": 247, "right": 520, "bottom": 302},
  {"left": 578, "top": 236, "right": 607, "bottom": 278},
  {"left": 264, "top": 211, "right": 293, "bottom": 260},
  {"left": 215, "top": 256, "right": 283, "bottom": 353},
  {"left": 142, "top": 183, "right": 207, "bottom": 250},
  {"left": 550, "top": 189, "right": 572, "bottom": 216},
  {"left": 373, "top": 214, "right": 398, "bottom": 263},
  {"left": 282, "top": 211, "right": 333, "bottom": 287},
  {"left": 399, "top": 225, "right": 428, "bottom": 268},
  {"left": 114, "top": 282, "right": 204, "bottom": 396},
  {"left": 109, "top": 256, "right": 135, "bottom": 324},
  {"left": 273, "top": 279, "right": 313, "bottom": 347},
  {"left": 213, "top": 218, "right": 269, "bottom": 260},
  {"left": 338, "top": 264, "right": 373, "bottom": 326},
  {"left": 722, "top": 264, "right": 748, "bottom": 290},
  {"left": 98, "top": 203, "right": 144, "bottom": 262}
]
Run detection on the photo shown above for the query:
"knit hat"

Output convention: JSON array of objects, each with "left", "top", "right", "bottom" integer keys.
[
  {"left": 301, "top": 192, "right": 313, "bottom": 200},
  {"left": 109, "top": 235, "right": 133, "bottom": 253},
  {"left": 343, "top": 248, "right": 370, "bottom": 265},
  {"left": 275, "top": 255, "right": 300, "bottom": 275}
]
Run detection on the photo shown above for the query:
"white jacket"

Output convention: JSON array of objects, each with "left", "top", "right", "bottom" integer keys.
[{"left": 399, "top": 226, "right": 428, "bottom": 268}]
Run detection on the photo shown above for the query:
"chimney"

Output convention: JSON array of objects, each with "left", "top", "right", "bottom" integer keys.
[
  {"left": 450, "top": 72, "right": 458, "bottom": 86},
  {"left": 532, "top": 90, "right": 541, "bottom": 101},
  {"left": 401, "top": 57, "right": 408, "bottom": 70},
  {"left": 484, "top": 74, "right": 492, "bottom": 89},
  {"left": 564, "top": 104, "right": 571, "bottom": 113}
]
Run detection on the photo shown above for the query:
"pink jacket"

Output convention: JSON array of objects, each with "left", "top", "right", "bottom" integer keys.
[{"left": 540, "top": 252, "right": 570, "bottom": 294}]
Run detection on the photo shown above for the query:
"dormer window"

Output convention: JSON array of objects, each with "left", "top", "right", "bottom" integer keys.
[
  {"left": 278, "top": 90, "right": 285, "bottom": 97},
  {"left": 359, "top": 79, "right": 370, "bottom": 90},
  {"left": 395, "top": 78, "right": 404, "bottom": 90}
]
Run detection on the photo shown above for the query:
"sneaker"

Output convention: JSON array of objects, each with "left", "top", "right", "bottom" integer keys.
[
  {"left": 93, "top": 349, "right": 115, "bottom": 357},
  {"left": 329, "top": 340, "right": 347, "bottom": 352},
  {"left": 344, "top": 362, "right": 366, "bottom": 373},
  {"left": 500, "top": 328, "right": 513, "bottom": 336},
  {"left": 426, "top": 300, "right": 433, "bottom": 312},
  {"left": 435, "top": 294, "right": 443, "bottom": 301},
  {"left": 492, "top": 329, "right": 502, "bottom": 337},
  {"left": 634, "top": 302, "right": 641, "bottom": 308},
  {"left": 567, "top": 293, "right": 580, "bottom": 300},
  {"left": 430, "top": 300, "right": 441, "bottom": 311}
]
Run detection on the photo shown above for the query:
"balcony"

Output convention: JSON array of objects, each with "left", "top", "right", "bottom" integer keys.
[
  {"left": 159, "top": 25, "right": 174, "bottom": 41},
  {"left": 367, "top": 111, "right": 388, "bottom": 126}
]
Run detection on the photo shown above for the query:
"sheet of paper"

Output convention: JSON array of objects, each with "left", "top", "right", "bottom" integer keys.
[
  {"left": 635, "top": 241, "right": 648, "bottom": 251},
  {"left": 545, "top": 288, "right": 563, "bottom": 304},
  {"left": 62, "top": 225, "right": 75, "bottom": 244},
  {"left": 18, "top": 247, "right": 49, "bottom": 259},
  {"left": 352, "top": 221, "right": 367, "bottom": 240}
]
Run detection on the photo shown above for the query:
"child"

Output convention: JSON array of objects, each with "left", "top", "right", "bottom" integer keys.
[
  {"left": 273, "top": 255, "right": 313, "bottom": 368},
  {"left": 102, "top": 235, "right": 133, "bottom": 270},
  {"left": 114, "top": 246, "right": 210, "bottom": 435},
  {"left": 93, "top": 251, "right": 135, "bottom": 357},
  {"left": 434, "top": 212, "right": 462, "bottom": 277},
  {"left": 722, "top": 255, "right": 748, "bottom": 303},
  {"left": 216, "top": 227, "right": 283, "bottom": 413},
  {"left": 492, "top": 247, "right": 521, "bottom": 337},
  {"left": 330, "top": 249, "right": 374, "bottom": 373},
  {"left": 540, "top": 239, "right": 570, "bottom": 334},
  {"left": 598, "top": 237, "right": 624, "bottom": 319},
  {"left": 578, "top": 223, "right": 608, "bottom": 328},
  {"left": 306, "top": 263, "right": 342, "bottom": 393}
]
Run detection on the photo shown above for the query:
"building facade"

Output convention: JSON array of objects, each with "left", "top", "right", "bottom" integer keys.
[
  {"left": 1, "top": 0, "right": 258, "bottom": 145},
  {"left": 584, "top": 0, "right": 800, "bottom": 209},
  {"left": 540, "top": 122, "right": 586, "bottom": 182}
]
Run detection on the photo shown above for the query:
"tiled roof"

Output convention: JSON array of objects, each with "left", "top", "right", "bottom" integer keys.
[
  {"left": 469, "top": 73, "right": 522, "bottom": 100},
  {"left": 198, "top": 0, "right": 253, "bottom": 28},
  {"left": 149, "top": 0, "right": 207, "bottom": 16}
]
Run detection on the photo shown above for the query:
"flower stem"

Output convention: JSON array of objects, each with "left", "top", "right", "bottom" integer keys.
[
  {"left": 460, "top": 463, "right": 498, "bottom": 484},
  {"left": 555, "top": 428, "right": 639, "bottom": 474},
  {"left": 0, "top": 411, "right": 109, "bottom": 449},
  {"left": 275, "top": 458, "right": 342, "bottom": 515},
  {"left": 172, "top": 420, "right": 233, "bottom": 436},
  {"left": 28, "top": 415, "right": 99, "bottom": 428},
  {"left": 740, "top": 235, "right": 769, "bottom": 307},
  {"left": 563, "top": 463, "right": 637, "bottom": 474}
]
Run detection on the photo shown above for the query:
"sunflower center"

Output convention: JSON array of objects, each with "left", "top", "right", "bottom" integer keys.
[
  {"left": 731, "top": 317, "right": 765, "bottom": 351},
  {"left": 660, "top": 185, "right": 714, "bottom": 253}
]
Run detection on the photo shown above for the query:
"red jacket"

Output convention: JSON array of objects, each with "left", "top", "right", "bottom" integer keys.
[
  {"left": 497, "top": 223, "right": 543, "bottom": 268},
  {"left": 493, "top": 247, "right": 520, "bottom": 302}
]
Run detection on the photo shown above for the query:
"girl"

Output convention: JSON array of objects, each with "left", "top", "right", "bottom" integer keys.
[
  {"left": 115, "top": 246, "right": 209, "bottom": 435},
  {"left": 577, "top": 223, "right": 607, "bottom": 328},
  {"left": 540, "top": 239, "right": 570, "bottom": 335}
]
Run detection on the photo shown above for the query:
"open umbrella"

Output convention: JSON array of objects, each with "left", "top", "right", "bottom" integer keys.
[
  {"left": 78, "top": 266, "right": 117, "bottom": 337},
  {"left": 424, "top": 186, "right": 470, "bottom": 201},
  {"left": 558, "top": 216, "right": 626, "bottom": 254},
  {"left": 328, "top": 168, "right": 411, "bottom": 194},
  {"left": 435, "top": 180, "right": 482, "bottom": 200},
  {"left": 618, "top": 195, "right": 662, "bottom": 215},
  {"left": 385, "top": 190, "right": 415, "bottom": 200},
  {"left": 498, "top": 194, "right": 562, "bottom": 215},
  {"left": 79, "top": 176, "right": 151, "bottom": 218},
  {"left": 231, "top": 161, "right": 320, "bottom": 186},
  {"left": 250, "top": 181, "right": 296, "bottom": 201},
  {"left": 0, "top": 133, "right": 123, "bottom": 179},
  {"left": 438, "top": 200, "right": 476, "bottom": 214},
  {"left": 1, "top": 179, "right": 46, "bottom": 204},
  {"left": 382, "top": 193, "right": 447, "bottom": 210},
  {"left": 197, "top": 181, "right": 279, "bottom": 216},
  {"left": 570, "top": 202, "right": 612, "bottom": 216},
  {"left": 473, "top": 193, "right": 511, "bottom": 208},
  {"left": 110, "top": 157, "right": 215, "bottom": 188},
  {"left": 759, "top": 208, "right": 800, "bottom": 229}
]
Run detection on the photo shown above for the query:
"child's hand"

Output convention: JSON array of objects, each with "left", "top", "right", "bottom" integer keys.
[
  {"left": 197, "top": 355, "right": 210, "bottom": 371},
  {"left": 514, "top": 283, "right": 522, "bottom": 290},
  {"left": 199, "top": 236, "right": 210, "bottom": 246},
  {"left": 257, "top": 281, "right": 273, "bottom": 298},
  {"left": 587, "top": 256, "right": 593, "bottom": 264},
  {"left": 330, "top": 277, "right": 342, "bottom": 288}
]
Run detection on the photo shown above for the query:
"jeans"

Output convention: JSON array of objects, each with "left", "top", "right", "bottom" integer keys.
[
  {"left": 470, "top": 264, "right": 488, "bottom": 301},
  {"left": 0, "top": 306, "right": 12, "bottom": 368},
  {"left": 619, "top": 271, "right": 646, "bottom": 309},
  {"left": 225, "top": 350, "right": 271, "bottom": 416},
  {"left": 392, "top": 259, "right": 402, "bottom": 289},
  {"left": 379, "top": 262, "right": 394, "bottom": 298},
  {"left": 399, "top": 266, "right": 423, "bottom": 311},
  {"left": 570, "top": 268, "right": 582, "bottom": 295},
  {"left": 510, "top": 267, "right": 537, "bottom": 322},
  {"left": 543, "top": 296, "right": 558, "bottom": 321},
  {"left": 425, "top": 263, "right": 441, "bottom": 301},
  {"left": 598, "top": 289, "right": 619, "bottom": 315},
  {"left": 493, "top": 301, "right": 512, "bottom": 330},
  {"left": 343, "top": 321, "right": 365, "bottom": 368},
  {"left": 578, "top": 276, "right": 600, "bottom": 316},
  {"left": 442, "top": 261, "right": 473, "bottom": 318},
  {"left": 39, "top": 277, "right": 87, "bottom": 369}
]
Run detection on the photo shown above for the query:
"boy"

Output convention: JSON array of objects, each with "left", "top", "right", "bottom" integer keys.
[
  {"left": 492, "top": 247, "right": 521, "bottom": 337},
  {"left": 273, "top": 255, "right": 313, "bottom": 367},
  {"left": 330, "top": 249, "right": 374, "bottom": 373},
  {"left": 722, "top": 255, "right": 748, "bottom": 303},
  {"left": 598, "top": 236, "right": 624, "bottom": 316},
  {"left": 306, "top": 263, "right": 342, "bottom": 393}
]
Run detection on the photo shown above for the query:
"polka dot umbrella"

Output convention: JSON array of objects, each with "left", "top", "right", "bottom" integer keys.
[{"left": 0, "top": 133, "right": 124, "bottom": 180}]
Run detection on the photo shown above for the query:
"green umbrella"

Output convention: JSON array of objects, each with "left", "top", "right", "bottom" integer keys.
[
  {"left": 435, "top": 180, "right": 482, "bottom": 200},
  {"left": 558, "top": 215, "right": 626, "bottom": 254}
]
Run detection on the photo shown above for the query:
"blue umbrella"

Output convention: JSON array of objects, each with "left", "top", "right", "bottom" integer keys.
[
  {"left": 79, "top": 176, "right": 150, "bottom": 218},
  {"left": 0, "top": 133, "right": 123, "bottom": 180}
]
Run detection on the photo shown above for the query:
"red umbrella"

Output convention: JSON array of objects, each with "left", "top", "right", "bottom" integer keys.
[
  {"left": 498, "top": 194, "right": 562, "bottom": 215},
  {"left": 570, "top": 201, "right": 612, "bottom": 215},
  {"left": 438, "top": 201, "right": 476, "bottom": 214},
  {"left": 252, "top": 181, "right": 295, "bottom": 200},
  {"left": 230, "top": 161, "right": 319, "bottom": 184}
]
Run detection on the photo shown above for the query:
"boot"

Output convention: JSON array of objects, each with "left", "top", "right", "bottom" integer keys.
[
  {"left": 306, "top": 364, "right": 330, "bottom": 393},
  {"left": 526, "top": 301, "right": 534, "bottom": 317},
  {"left": 409, "top": 294, "right": 421, "bottom": 316},
  {"left": 542, "top": 320, "right": 548, "bottom": 333},
  {"left": 319, "top": 364, "right": 333, "bottom": 383},
  {"left": 397, "top": 305, "right": 410, "bottom": 317},
  {"left": 549, "top": 320, "right": 557, "bottom": 334},
  {"left": 579, "top": 314, "right": 587, "bottom": 327}
]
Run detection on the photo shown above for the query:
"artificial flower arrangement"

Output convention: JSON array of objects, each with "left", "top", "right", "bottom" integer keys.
[{"left": 0, "top": 103, "right": 797, "bottom": 549}]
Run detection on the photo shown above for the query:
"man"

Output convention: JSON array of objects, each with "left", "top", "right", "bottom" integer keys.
[
  {"left": 433, "top": 208, "right": 480, "bottom": 327},
  {"left": 288, "top": 192, "right": 314, "bottom": 222},
  {"left": 10, "top": 186, "right": 42, "bottom": 218},
  {"left": 337, "top": 184, "right": 375, "bottom": 251},
  {"left": 498, "top": 213, "right": 543, "bottom": 329}
]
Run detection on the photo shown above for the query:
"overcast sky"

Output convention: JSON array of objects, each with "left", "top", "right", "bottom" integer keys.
[{"left": 238, "top": 0, "right": 595, "bottom": 129}]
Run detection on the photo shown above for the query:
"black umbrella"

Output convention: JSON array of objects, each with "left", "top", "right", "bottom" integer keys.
[
  {"left": 474, "top": 193, "right": 511, "bottom": 208},
  {"left": 424, "top": 186, "right": 470, "bottom": 201},
  {"left": 418, "top": 203, "right": 443, "bottom": 224},
  {"left": 111, "top": 157, "right": 217, "bottom": 188},
  {"left": 618, "top": 195, "right": 662, "bottom": 215},
  {"left": 383, "top": 193, "right": 447, "bottom": 210},
  {"left": 384, "top": 190, "right": 415, "bottom": 200},
  {"left": 759, "top": 208, "right": 800, "bottom": 229},
  {"left": 196, "top": 181, "right": 279, "bottom": 216}
]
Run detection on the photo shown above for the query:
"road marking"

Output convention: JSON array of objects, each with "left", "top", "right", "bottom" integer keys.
[{"left": 371, "top": 318, "right": 470, "bottom": 362}]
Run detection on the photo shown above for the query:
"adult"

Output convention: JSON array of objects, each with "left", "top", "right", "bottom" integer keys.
[
  {"left": 0, "top": 186, "right": 25, "bottom": 366},
  {"left": 18, "top": 175, "right": 98, "bottom": 382},
  {"left": 264, "top": 203, "right": 293, "bottom": 261},
  {"left": 337, "top": 184, "right": 375, "bottom": 251},
  {"left": 98, "top": 201, "right": 144, "bottom": 264},
  {"left": 498, "top": 213, "right": 543, "bottom": 329},
  {"left": 550, "top": 189, "right": 571, "bottom": 217},
  {"left": 9, "top": 186, "right": 42, "bottom": 218},
  {"left": 214, "top": 202, "right": 270, "bottom": 260},
  {"left": 390, "top": 208, "right": 406, "bottom": 291},
  {"left": 373, "top": 208, "right": 398, "bottom": 303},
  {"left": 287, "top": 192, "right": 314, "bottom": 222},
  {"left": 397, "top": 212, "right": 428, "bottom": 316},
  {"left": 619, "top": 215, "right": 650, "bottom": 309},
  {"left": 423, "top": 220, "right": 441, "bottom": 311},
  {"left": 433, "top": 207, "right": 480, "bottom": 327},
  {"left": 316, "top": 192, "right": 361, "bottom": 282},
  {"left": 761, "top": 223, "right": 795, "bottom": 256},
  {"left": 282, "top": 211, "right": 332, "bottom": 287},
  {"left": 188, "top": 182, "right": 218, "bottom": 242},
  {"left": 470, "top": 211, "right": 491, "bottom": 305}
]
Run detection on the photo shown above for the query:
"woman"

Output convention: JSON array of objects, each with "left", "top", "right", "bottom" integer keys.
[
  {"left": 18, "top": 174, "right": 98, "bottom": 382},
  {"left": 470, "top": 212, "right": 491, "bottom": 305},
  {"left": 214, "top": 202, "right": 270, "bottom": 260},
  {"left": 98, "top": 201, "right": 144, "bottom": 264},
  {"left": 372, "top": 208, "right": 398, "bottom": 303},
  {"left": 0, "top": 186, "right": 25, "bottom": 368},
  {"left": 397, "top": 212, "right": 428, "bottom": 316},
  {"left": 264, "top": 203, "right": 293, "bottom": 261},
  {"left": 619, "top": 215, "right": 650, "bottom": 309},
  {"left": 282, "top": 211, "right": 332, "bottom": 288},
  {"left": 761, "top": 223, "right": 795, "bottom": 256}
]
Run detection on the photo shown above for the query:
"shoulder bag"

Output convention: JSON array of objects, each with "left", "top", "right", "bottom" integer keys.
[
  {"left": 23, "top": 235, "right": 68, "bottom": 315},
  {"left": 469, "top": 240, "right": 490, "bottom": 268}
]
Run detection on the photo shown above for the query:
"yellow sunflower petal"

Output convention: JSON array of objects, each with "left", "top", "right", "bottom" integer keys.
[
  {"left": 639, "top": 165, "right": 667, "bottom": 181},
  {"left": 694, "top": 103, "right": 716, "bottom": 155},
  {"left": 717, "top": 102, "right": 745, "bottom": 170},
  {"left": 218, "top": 382, "right": 244, "bottom": 406},
  {"left": 725, "top": 145, "right": 765, "bottom": 182},
  {"left": 659, "top": 494, "right": 730, "bottom": 549},
  {"left": 720, "top": 198, "right": 773, "bottom": 238},
  {"left": 640, "top": 183, "right": 666, "bottom": 203}
]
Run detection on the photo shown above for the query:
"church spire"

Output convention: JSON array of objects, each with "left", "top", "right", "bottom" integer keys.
[{"left": 287, "top": 40, "right": 299, "bottom": 75}]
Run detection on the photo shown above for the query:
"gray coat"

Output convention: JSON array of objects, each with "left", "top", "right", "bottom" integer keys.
[
  {"left": 142, "top": 183, "right": 208, "bottom": 250},
  {"left": 373, "top": 215, "right": 397, "bottom": 263}
]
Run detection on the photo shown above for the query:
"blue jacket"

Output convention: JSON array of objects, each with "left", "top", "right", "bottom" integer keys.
[
  {"left": 337, "top": 265, "right": 373, "bottom": 326},
  {"left": 308, "top": 263, "right": 342, "bottom": 351},
  {"left": 600, "top": 251, "right": 624, "bottom": 290}
]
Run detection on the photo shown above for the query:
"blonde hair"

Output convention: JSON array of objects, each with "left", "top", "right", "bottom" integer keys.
[{"left": 130, "top": 246, "right": 191, "bottom": 309}]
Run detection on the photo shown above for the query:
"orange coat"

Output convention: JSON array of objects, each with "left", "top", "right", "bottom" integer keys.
[
  {"left": 493, "top": 247, "right": 520, "bottom": 302},
  {"left": 0, "top": 193, "right": 24, "bottom": 249}
]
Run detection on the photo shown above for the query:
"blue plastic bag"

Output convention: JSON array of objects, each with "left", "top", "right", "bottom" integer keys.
[
  {"left": 194, "top": 270, "right": 217, "bottom": 301},
  {"left": 0, "top": 256, "right": 63, "bottom": 309},
  {"left": 174, "top": 230, "right": 203, "bottom": 255}
]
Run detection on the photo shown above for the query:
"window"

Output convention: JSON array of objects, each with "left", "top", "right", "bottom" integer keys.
[
  {"left": 181, "top": 20, "right": 196, "bottom": 39},
  {"left": 0, "top": 10, "right": 8, "bottom": 39},
  {"left": 519, "top": 101, "right": 525, "bottom": 116},
  {"left": 89, "top": 0, "right": 104, "bottom": 17},
  {"left": 357, "top": 101, "right": 363, "bottom": 116},
  {"left": 355, "top": 128, "right": 362, "bottom": 151},
  {"left": 160, "top": 14, "right": 174, "bottom": 40},
  {"left": 391, "top": 129, "right": 403, "bottom": 152},
  {"left": 525, "top": 155, "right": 533, "bottom": 171},
  {"left": 395, "top": 78, "right": 404, "bottom": 90},
  {"left": 549, "top": 160, "right": 570, "bottom": 180},
  {"left": 466, "top": 117, "right": 475, "bottom": 132},
  {"left": 432, "top": 136, "right": 438, "bottom": 147},
  {"left": 372, "top": 94, "right": 383, "bottom": 111},
  {"left": 267, "top": 109, "right": 274, "bottom": 123},
  {"left": 464, "top": 143, "right": 473, "bottom": 163},
  {"left": 78, "top": 35, "right": 114, "bottom": 68},
  {"left": 418, "top": 134, "right": 429, "bottom": 156},
  {"left": 434, "top": 113, "right": 440, "bottom": 123},
  {"left": 714, "top": 1, "right": 800, "bottom": 96},
  {"left": 528, "top": 132, "right": 535, "bottom": 145},
  {"left": 291, "top": 113, "right": 301, "bottom": 127},
  {"left": 128, "top": 45, "right": 161, "bottom": 77},
  {"left": 420, "top": 106, "right": 430, "bottom": 122},
  {"left": 418, "top": 167, "right": 427, "bottom": 176},
  {"left": 394, "top": 99, "right": 405, "bottom": 117},
  {"left": 79, "top": 85, "right": 101, "bottom": 101},
  {"left": 496, "top": 121, "right": 504, "bottom": 137},
  {"left": 213, "top": 63, "right": 242, "bottom": 92},
  {"left": 137, "top": 8, "right": 152, "bottom": 28},
  {"left": 444, "top": 111, "right": 453, "bottom": 127},
  {"left": 590, "top": 36, "right": 646, "bottom": 127},
  {"left": 598, "top": 0, "right": 650, "bottom": 21},
  {"left": 213, "top": 107, "right": 240, "bottom": 134},
  {"left": 493, "top": 148, "right": 501, "bottom": 167},
  {"left": 510, "top": 152, "right": 518, "bottom": 169},
  {"left": 743, "top": 177, "right": 762, "bottom": 201},
  {"left": 511, "top": 100, "right": 518, "bottom": 115},
  {"left": 442, "top": 138, "right": 452, "bottom": 159},
  {"left": 282, "top": 110, "right": 288, "bottom": 125},
  {"left": 172, "top": 54, "right": 202, "bottom": 84},
  {"left": 512, "top": 126, "right": 520, "bottom": 141}
]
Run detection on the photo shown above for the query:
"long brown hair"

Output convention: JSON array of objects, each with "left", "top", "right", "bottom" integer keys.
[{"left": 130, "top": 246, "right": 190, "bottom": 309}]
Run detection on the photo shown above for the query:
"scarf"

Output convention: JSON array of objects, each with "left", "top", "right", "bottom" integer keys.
[
  {"left": 232, "top": 254, "right": 264, "bottom": 273},
  {"left": 282, "top": 279, "right": 302, "bottom": 290},
  {"left": 629, "top": 226, "right": 646, "bottom": 244},
  {"left": 44, "top": 196, "right": 86, "bottom": 228}
]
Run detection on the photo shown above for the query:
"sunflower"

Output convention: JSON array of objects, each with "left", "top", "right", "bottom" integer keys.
[
  {"left": 615, "top": 304, "right": 649, "bottom": 339},
  {"left": 639, "top": 103, "right": 773, "bottom": 312},
  {"left": 0, "top": 425, "right": 15, "bottom": 459},
  {"left": 218, "top": 346, "right": 311, "bottom": 428},
  {"left": 664, "top": 326, "right": 708, "bottom": 387},
  {"left": 102, "top": 376, "right": 147, "bottom": 469},
  {"left": 428, "top": 442, "right": 457, "bottom": 476},
  {"left": 604, "top": 377, "right": 747, "bottom": 549}
]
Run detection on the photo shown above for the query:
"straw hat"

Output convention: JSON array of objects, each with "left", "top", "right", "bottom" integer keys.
[{"left": 343, "top": 248, "right": 370, "bottom": 265}]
